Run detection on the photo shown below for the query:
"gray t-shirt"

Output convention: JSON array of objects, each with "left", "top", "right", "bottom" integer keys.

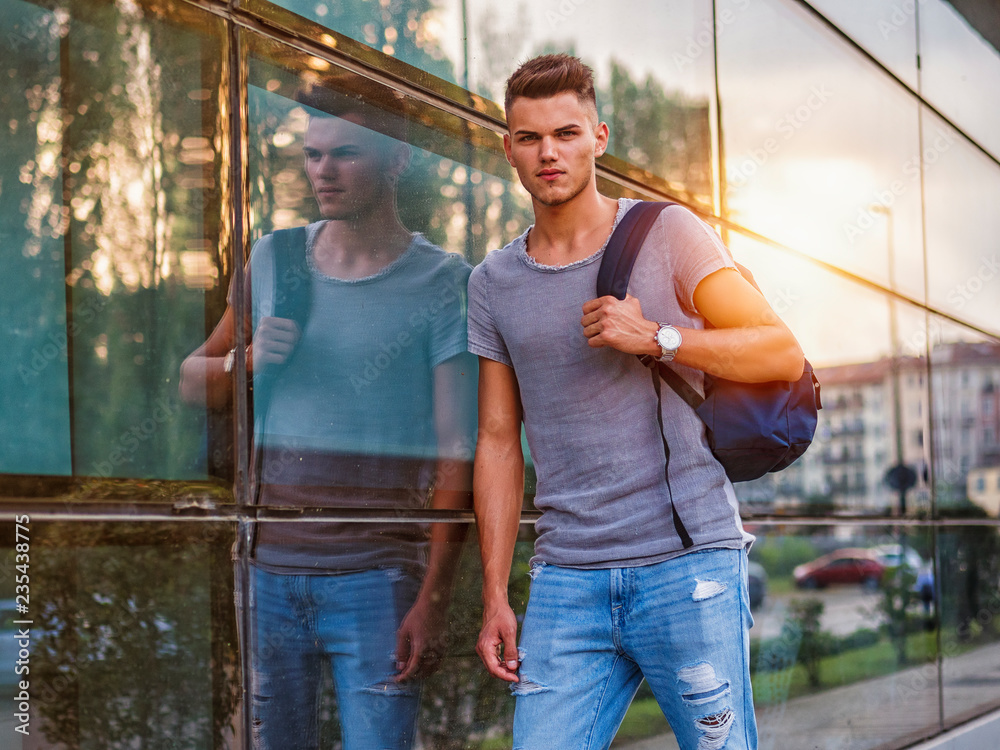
[
  {"left": 468, "top": 199, "right": 753, "bottom": 568},
  {"left": 234, "top": 222, "right": 472, "bottom": 574}
]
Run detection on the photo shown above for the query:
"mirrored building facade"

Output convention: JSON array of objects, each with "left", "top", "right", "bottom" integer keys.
[{"left": 1, "top": 0, "right": 998, "bottom": 747}]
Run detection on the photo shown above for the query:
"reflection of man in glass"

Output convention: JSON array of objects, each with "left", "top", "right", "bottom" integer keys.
[{"left": 180, "top": 91, "right": 474, "bottom": 749}]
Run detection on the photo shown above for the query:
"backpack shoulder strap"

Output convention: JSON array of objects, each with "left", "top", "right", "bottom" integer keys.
[
  {"left": 596, "top": 201, "right": 706, "bottom": 408},
  {"left": 596, "top": 201, "right": 674, "bottom": 301},
  {"left": 269, "top": 225, "right": 310, "bottom": 326}
]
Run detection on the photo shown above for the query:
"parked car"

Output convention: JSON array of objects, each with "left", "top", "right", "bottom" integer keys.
[
  {"left": 793, "top": 548, "right": 885, "bottom": 589},
  {"left": 873, "top": 543, "right": 935, "bottom": 603},
  {"left": 872, "top": 543, "right": 925, "bottom": 572}
]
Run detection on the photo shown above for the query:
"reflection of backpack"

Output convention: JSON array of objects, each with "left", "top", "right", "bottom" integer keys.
[
  {"left": 252, "top": 225, "right": 309, "bottom": 419},
  {"left": 596, "top": 201, "right": 822, "bottom": 484}
]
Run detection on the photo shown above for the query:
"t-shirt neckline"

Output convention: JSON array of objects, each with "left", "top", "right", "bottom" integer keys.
[
  {"left": 517, "top": 198, "right": 633, "bottom": 273},
  {"left": 306, "top": 220, "right": 421, "bottom": 285}
]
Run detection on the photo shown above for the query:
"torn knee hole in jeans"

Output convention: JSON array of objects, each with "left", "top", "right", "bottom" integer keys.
[
  {"left": 694, "top": 708, "right": 734, "bottom": 750},
  {"left": 510, "top": 676, "right": 549, "bottom": 696},
  {"left": 692, "top": 579, "right": 726, "bottom": 601},
  {"left": 509, "top": 649, "right": 549, "bottom": 696},
  {"left": 363, "top": 679, "right": 419, "bottom": 697},
  {"left": 678, "top": 662, "right": 731, "bottom": 705}
]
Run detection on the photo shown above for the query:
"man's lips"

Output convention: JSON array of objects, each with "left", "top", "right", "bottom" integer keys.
[{"left": 537, "top": 169, "right": 563, "bottom": 182}]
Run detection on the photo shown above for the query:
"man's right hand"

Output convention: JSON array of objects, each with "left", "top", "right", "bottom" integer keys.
[
  {"left": 476, "top": 601, "right": 520, "bottom": 682},
  {"left": 251, "top": 316, "right": 300, "bottom": 372}
]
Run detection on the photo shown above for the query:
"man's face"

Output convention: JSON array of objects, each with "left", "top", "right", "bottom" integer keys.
[
  {"left": 303, "top": 114, "right": 401, "bottom": 221},
  {"left": 504, "top": 91, "right": 607, "bottom": 208}
]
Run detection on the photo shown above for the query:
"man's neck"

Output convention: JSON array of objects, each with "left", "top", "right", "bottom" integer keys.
[
  {"left": 527, "top": 189, "right": 620, "bottom": 266},
  {"left": 313, "top": 211, "right": 412, "bottom": 280}
]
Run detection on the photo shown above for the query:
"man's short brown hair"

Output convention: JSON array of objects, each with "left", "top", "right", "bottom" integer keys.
[{"left": 504, "top": 54, "right": 597, "bottom": 122}]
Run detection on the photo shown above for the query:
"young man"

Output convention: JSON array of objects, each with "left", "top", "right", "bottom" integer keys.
[
  {"left": 468, "top": 54, "right": 803, "bottom": 749},
  {"left": 180, "top": 93, "right": 475, "bottom": 749}
]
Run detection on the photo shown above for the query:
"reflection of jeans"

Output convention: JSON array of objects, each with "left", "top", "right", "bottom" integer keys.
[
  {"left": 512, "top": 549, "right": 757, "bottom": 750},
  {"left": 247, "top": 565, "right": 421, "bottom": 750}
]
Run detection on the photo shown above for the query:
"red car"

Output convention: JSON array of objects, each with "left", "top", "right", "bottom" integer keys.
[{"left": 793, "top": 548, "right": 885, "bottom": 589}]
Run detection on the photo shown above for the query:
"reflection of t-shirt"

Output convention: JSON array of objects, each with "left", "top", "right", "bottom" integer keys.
[
  {"left": 467, "top": 199, "right": 753, "bottom": 569},
  {"left": 232, "top": 222, "right": 471, "bottom": 573}
]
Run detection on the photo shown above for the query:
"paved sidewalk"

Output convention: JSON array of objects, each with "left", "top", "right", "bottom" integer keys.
[{"left": 619, "top": 642, "right": 1000, "bottom": 750}]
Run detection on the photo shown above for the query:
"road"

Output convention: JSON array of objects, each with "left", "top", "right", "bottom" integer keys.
[{"left": 752, "top": 584, "right": 887, "bottom": 641}]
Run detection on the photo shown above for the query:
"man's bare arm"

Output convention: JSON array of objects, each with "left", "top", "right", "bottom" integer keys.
[
  {"left": 179, "top": 307, "right": 239, "bottom": 409},
  {"left": 395, "top": 353, "right": 477, "bottom": 681},
  {"left": 581, "top": 267, "right": 804, "bottom": 383},
  {"left": 473, "top": 358, "right": 525, "bottom": 683}
]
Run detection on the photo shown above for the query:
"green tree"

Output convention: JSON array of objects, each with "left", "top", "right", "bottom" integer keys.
[
  {"left": 600, "top": 59, "right": 713, "bottom": 209},
  {"left": 784, "top": 597, "right": 832, "bottom": 688}
]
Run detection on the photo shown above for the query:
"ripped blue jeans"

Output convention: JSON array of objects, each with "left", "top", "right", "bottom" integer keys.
[
  {"left": 512, "top": 548, "right": 757, "bottom": 750},
  {"left": 247, "top": 565, "right": 421, "bottom": 750}
]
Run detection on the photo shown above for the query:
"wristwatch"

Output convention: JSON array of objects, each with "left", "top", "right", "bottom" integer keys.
[{"left": 654, "top": 323, "right": 682, "bottom": 362}]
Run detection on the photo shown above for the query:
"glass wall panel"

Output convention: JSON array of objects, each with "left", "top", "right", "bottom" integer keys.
[
  {"left": 234, "top": 519, "right": 508, "bottom": 747},
  {"left": 461, "top": 0, "right": 717, "bottom": 209},
  {"left": 937, "top": 525, "right": 1000, "bottom": 726},
  {"left": 0, "top": 520, "right": 238, "bottom": 747},
  {"left": 241, "top": 0, "right": 460, "bottom": 85},
  {"left": 746, "top": 524, "right": 940, "bottom": 749},
  {"left": 2, "top": 0, "right": 73, "bottom": 478},
  {"left": 717, "top": 0, "right": 925, "bottom": 300},
  {"left": 245, "top": 33, "right": 531, "bottom": 259},
  {"left": 1, "top": 0, "right": 232, "bottom": 501},
  {"left": 803, "top": 0, "right": 919, "bottom": 89},
  {"left": 235, "top": 37, "right": 513, "bottom": 532},
  {"left": 243, "top": 0, "right": 718, "bottom": 210},
  {"left": 919, "top": 0, "right": 1000, "bottom": 163},
  {"left": 927, "top": 318, "right": 1000, "bottom": 516},
  {"left": 922, "top": 108, "right": 1000, "bottom": 338},
  {"left": 726, "top": 233, "right": 931, "bottom": 516}
]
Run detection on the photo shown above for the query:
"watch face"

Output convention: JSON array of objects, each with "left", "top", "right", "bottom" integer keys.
[{"left": 657, "top": 325, "right": 682, "bottom": 351}]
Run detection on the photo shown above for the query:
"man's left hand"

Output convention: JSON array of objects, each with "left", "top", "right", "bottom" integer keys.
[
  {"left": 581, "top": 294, "right": 659, "bottom": 356},
  {"left": 394, "top": 595, "right": 447, "bottom": 682}
]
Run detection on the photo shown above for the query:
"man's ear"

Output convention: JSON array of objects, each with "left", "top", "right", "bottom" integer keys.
[
  {"left": 503, "top": 132, "right": 514, "bottom": 166},
  {"left": 594, "top": 121, "right": 609, "bottom": 158},
  {"left": 388, "top": 142, "right": 412, "bottom": 178}
]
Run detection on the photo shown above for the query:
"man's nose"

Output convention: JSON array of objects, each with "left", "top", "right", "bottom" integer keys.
[
  {"left": 316, "top": 155, "right": 338, "bottom": 176},
  {"left": 539, "top": 135, "right": 558, "bottom": 161}
]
